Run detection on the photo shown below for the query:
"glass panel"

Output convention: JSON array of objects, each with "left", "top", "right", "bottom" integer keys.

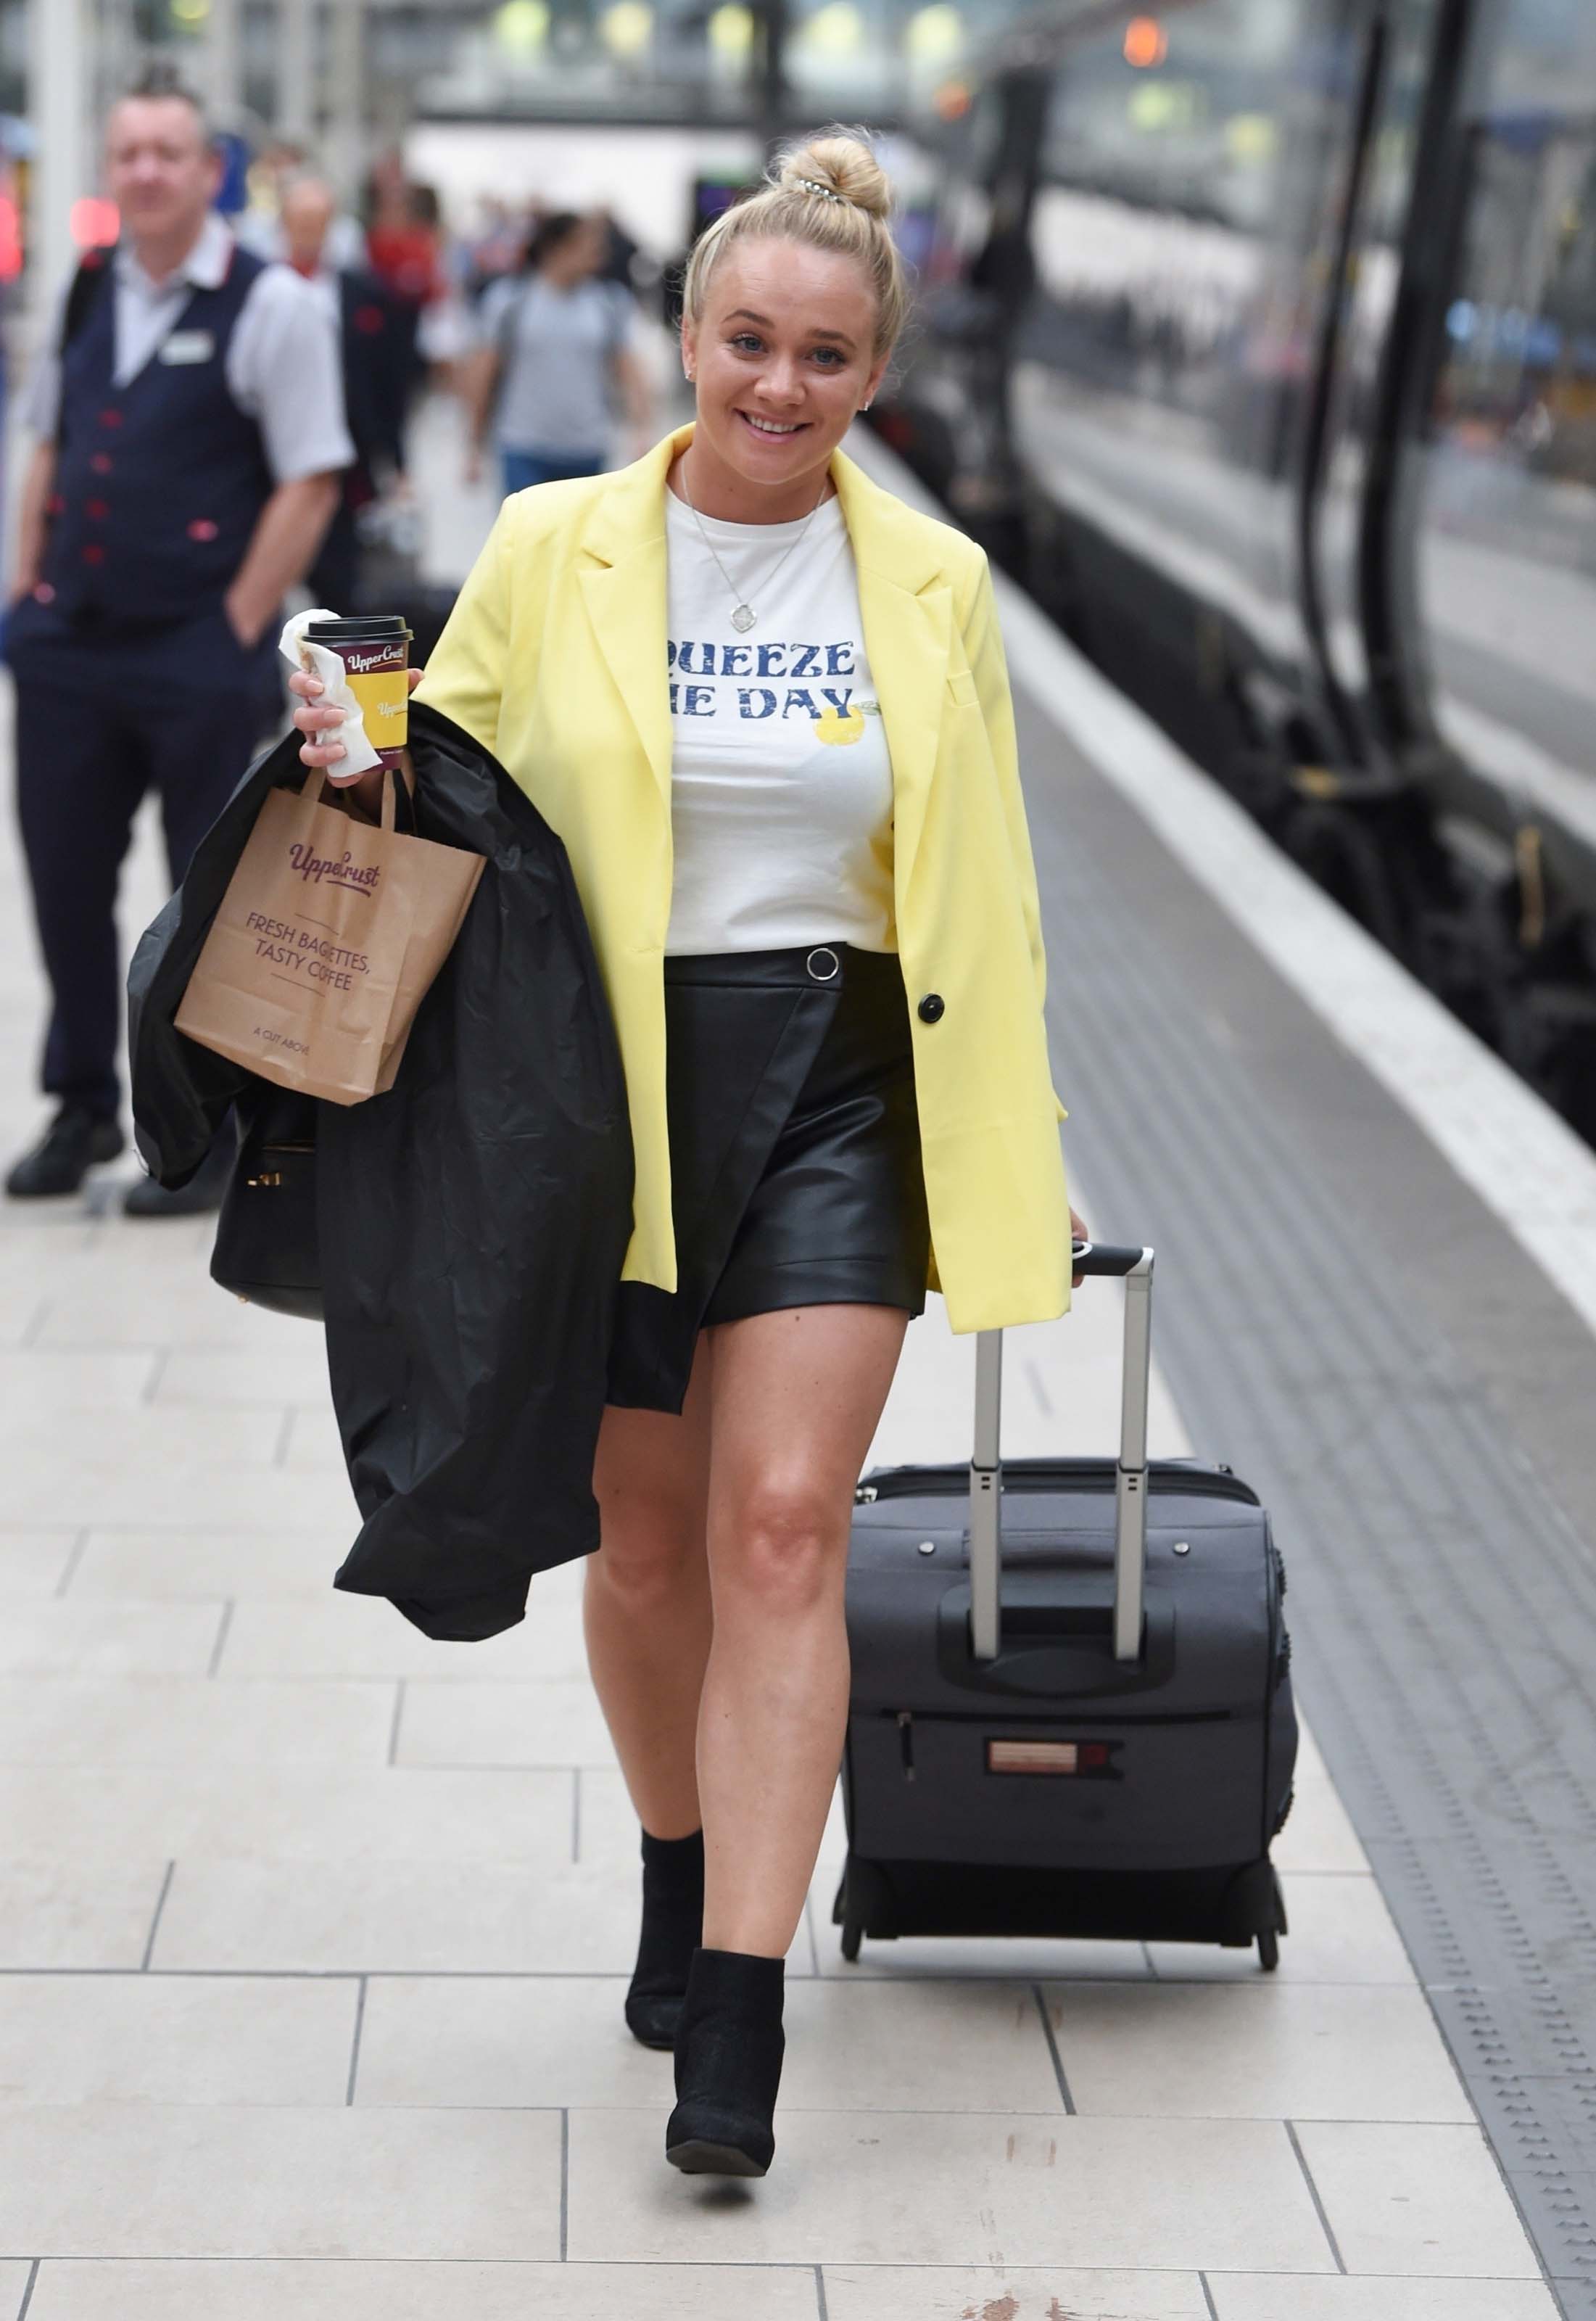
[
  {"left": 1415, "top": 0, "right": 1596, "bottom": 847},
  {"left": 1007, "top": 0, "right": 1360, "bottom": 677}
]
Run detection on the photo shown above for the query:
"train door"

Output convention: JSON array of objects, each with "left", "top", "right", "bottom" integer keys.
[
  {"left": 1294, "top": 0, "right": 1456, "bottom": 780},
  {"left": 1396, "top": 0, "right": 1596, "bottom": 1113}
]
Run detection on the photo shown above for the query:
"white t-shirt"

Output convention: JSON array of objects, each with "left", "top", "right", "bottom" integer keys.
[{"left": 663, "top": 490, "right": 896, "bottom": 957}]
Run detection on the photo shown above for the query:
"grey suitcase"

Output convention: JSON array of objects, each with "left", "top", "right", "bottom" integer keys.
[{"left": 835, "top": 1243, "right": 1297, "bottom": 1966}]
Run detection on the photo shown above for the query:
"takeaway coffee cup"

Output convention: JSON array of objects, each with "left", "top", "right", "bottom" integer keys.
[{"left": 304, "top": 614, "right": 413, "bottom": 770}]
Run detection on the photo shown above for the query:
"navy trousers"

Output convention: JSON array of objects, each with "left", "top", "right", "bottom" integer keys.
[
  {"left": 500, "top": 448, "right": 605, "bottom": 498},
  {"left": 9, "top": 598, "right": 281, "bottom": 1118}
]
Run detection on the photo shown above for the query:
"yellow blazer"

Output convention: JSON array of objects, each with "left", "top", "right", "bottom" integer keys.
[{"left": 416, "top": 424, "right": 1071, "bottom": 1332}]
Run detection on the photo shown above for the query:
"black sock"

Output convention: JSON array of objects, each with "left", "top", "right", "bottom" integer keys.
[{"left": 627, "top": 1827, "right": 704, "bottom": 2019}]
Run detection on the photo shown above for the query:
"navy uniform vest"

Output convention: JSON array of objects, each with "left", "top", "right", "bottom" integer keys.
[{"left": 43, "top": 242, "right": 274, "bottom": 626}]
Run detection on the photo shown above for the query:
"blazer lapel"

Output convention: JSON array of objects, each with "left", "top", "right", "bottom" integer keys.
[
  {"left": 574, "top": 431, "right": 687, "bottom": 810},
  {"left": 577, "top": 552, "right": 671, "bottom": 807},
  {"left": 832, "top": 450, "right": 951, "bottom": 896}
]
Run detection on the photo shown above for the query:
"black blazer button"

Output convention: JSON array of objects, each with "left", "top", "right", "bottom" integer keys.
[{"left": 917, "top": 993, "right": 946, "bottom": 1023}]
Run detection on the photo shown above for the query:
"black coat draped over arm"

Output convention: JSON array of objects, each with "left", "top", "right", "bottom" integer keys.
[{"left": 128, "top": 703, "right": 634, "bottom": 1642}]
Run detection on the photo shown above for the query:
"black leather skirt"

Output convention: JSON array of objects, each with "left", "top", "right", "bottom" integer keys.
[{"left": 606, "top": 944, "right": 930, "bottom": 1414}]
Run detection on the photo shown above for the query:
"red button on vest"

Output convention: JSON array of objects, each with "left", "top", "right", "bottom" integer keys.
[
  {"left": 98, "top": 408, "right": 123, "bottom": 429},
  {"left": 186, "top": 519, "right": 220, "bottom": 543},
  {"left": 89, "top": 453, "right": 113, "bottom": 476},
  {"left": 85, "top": 499, "right": 109, "bottom": 521},
  {"left": 81, "top": 544, "right": 106, "bottom": 565}
]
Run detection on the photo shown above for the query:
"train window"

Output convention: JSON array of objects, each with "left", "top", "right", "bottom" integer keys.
[
  {"left": 1415, "top": 0, "right": 1596, "bottom": 846},
  {"left": 1038, "top": 0, "right": 1297, "bottom": 233}
]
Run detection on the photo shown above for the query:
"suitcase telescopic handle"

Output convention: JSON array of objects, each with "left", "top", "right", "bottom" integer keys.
[{"left": 969, "top": 1243, "right": 1154, "bottom": 1667}]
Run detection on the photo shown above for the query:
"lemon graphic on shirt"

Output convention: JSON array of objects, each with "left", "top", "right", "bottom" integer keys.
[{"left": 813, "top": 703, "right": 866, "bottom": 746}]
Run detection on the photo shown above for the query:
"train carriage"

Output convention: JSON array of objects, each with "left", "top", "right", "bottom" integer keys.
[{"left": 880, "top": 0, "right": 1596, "bottom": 1137}]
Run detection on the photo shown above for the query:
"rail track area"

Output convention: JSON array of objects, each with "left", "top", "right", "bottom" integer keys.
[{"left": 0, "top": 400, "right": 1589, "bottom": 2317}]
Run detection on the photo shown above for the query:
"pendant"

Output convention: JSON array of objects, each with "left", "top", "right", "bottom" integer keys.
[{"left": 732, "top": 604, "right": 756, "bottom": 633}]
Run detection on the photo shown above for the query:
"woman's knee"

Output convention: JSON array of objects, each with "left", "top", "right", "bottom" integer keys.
[
  {"left": 592, "top": 1502, "right": 705, "bottom": 1607},
  {"left": 712, "top": 1475, "right": 849, "bottom": 1611},
  {"left": 591, "top": 1401, "right": 710, "bottom": 1607}
]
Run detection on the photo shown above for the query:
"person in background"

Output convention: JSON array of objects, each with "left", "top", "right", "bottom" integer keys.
[
  {"left": 236, "top": 138, "right": 364, "bottom": 271},
  {"left": 279, "top": 173, "right": 414, "bottom": 611},
  {"left": 593, "top": 202, "right": 642, "bottom": 290},
  {"left": 364, "top": 163, "right": 441, "bottom": 311},
  {"left": 365, "top": 163, "right": 444, "bottom": 306},
  {"left": 460, "top": 196, "right": 528, "bottom": 308},
  {"left": 4, "top": 67, "right": 352, "bottom": 1212},
  {"left": 233, "top": 137, "right": 307, "bottom": 260},
  {"left": 463, "top": 209, "right": 653, "bottom": 496}
]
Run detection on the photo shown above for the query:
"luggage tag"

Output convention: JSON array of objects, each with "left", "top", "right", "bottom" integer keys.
[{"left": 160, "top": 329, "right": 216, "bottom": 366}]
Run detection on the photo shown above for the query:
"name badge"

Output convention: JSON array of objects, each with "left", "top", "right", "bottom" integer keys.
[{"left": 158, "top": 330, "right": 215, "bottom": 366}]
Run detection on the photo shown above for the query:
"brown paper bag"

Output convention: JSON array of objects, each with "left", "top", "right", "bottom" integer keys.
[{"left": 175, "top": 767, "right": 484, "bottom": 1106}]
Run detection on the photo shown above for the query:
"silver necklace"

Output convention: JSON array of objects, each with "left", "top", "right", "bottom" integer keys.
[{"left": 677, "top": 466, "right": 828, "bottom": 633}]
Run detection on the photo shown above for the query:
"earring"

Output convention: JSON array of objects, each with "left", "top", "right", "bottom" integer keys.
[{"left": 861, "top": 400, "right": 872, "bottom": 412}]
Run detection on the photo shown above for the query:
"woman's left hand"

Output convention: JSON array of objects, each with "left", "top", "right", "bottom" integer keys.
[{"left": 1070, "top": 1207, "right": 1090, "bottom": 1288}]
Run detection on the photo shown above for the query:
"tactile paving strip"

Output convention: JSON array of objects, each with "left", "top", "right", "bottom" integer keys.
[{"left": 1021, "top": 693, "right": 1596, "bottom": 2317}]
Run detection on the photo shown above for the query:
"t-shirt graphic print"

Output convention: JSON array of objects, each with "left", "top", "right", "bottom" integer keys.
[{"left": 663, "top": 490, "right": 896, "bottom": 958}]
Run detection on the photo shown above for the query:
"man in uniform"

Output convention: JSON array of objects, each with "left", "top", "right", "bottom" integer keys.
[
  {"left": 278, "top": 173, "right": 415, "bottom": 612},
  {"left": 5, "top": 67, "right": 354, "bottom": 1213}
]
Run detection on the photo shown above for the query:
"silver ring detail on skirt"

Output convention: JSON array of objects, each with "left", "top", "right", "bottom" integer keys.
[{"left": 806, "top": 947, "right": 841, "bottom": 983}]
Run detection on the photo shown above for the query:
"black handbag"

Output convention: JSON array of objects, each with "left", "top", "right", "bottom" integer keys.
[{"left": 210, "top": 1086, "right": 323, "bottom": 1320}]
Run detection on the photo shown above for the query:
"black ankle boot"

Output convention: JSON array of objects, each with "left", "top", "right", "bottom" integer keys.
[
  {"left": 624, "top": 1827, "right": 704, "bottom": 2050},
  {"left": 666, "top": 1946, "right": 785, "bottom": 2177}
]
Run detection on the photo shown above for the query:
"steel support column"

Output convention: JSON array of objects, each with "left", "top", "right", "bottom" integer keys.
[
  {"left": 329, "top": 0, "right": 365, "bottom": 198},
  {"left": 280, "top": 0, "right": 315, "bottom": 144},
  {"left": 205, "top": 0, "right": 246, "bottom": 126},
  {"left": 30, "top": 0, "right": 90, "bottom": 304}
]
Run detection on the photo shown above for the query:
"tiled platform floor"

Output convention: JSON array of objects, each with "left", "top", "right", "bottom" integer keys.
[{"left": 0, "top": 403, "right": 1560, "bottom": 2317}]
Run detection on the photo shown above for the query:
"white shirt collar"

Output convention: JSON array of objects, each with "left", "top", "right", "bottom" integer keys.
[{"left": 117, "top": 210, "right": 233, "bottom": 300}]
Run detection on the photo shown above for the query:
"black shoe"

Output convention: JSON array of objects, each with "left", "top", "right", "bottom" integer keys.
[
  {"left": 123, "top": 1131, "right": 235, "bottom": 1219},
  {"left": 5, "top": 1105, "right": 124, "bottom": 1199},
  {"left": 666, "top": 1946, "right": 785, "bottom": 2177}
]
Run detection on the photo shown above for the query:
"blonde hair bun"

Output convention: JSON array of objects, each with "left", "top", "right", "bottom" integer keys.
[
  {"left": 777, "top": 131, "right": 892, "bottom": 222},
  {"left": 682, "top": 121, "right": 909, "bottom": 357}
]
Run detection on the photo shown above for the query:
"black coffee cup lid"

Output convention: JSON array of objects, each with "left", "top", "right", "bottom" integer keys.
[{"left": 305, "top": 614, "right": 413, "bottom": 643}]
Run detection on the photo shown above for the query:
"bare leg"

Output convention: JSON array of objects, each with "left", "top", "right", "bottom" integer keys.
[
  {"left": 697, "top": 1303, "right": 908, "bottom": 1957},
  {"left": 584, "top": 1337, "right": 715, "bottom": 1839}
]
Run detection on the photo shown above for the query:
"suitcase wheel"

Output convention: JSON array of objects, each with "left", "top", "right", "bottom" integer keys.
[
  {"left": 840, "top": 1919, "right": 863, "bottom": 1963},
  {"left": 1257, "top": 1928, "right": 1280, "bottom": 1972}
]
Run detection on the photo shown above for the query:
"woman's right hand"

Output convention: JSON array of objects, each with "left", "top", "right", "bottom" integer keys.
[{"left": 290, "top": 666, "right": 424, "bottom": 815}]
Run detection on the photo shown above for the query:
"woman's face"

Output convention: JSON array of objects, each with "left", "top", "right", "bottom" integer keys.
[{"left": 682, "top": 238, "right": 890, "bottom": 498}]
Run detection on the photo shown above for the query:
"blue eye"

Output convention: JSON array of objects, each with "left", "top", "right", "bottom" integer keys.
[{"left": 729, "top": 333, "right": 764, "bottom": 353}]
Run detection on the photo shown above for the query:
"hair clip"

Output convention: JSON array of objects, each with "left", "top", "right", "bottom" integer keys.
[{"left": 793, "top": 176, "right": 845, "bottom": 204}]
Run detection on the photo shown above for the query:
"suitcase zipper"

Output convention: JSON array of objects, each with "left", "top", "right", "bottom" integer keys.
[{"left": 857, "top": 1459, "right": 1260, "bottom": 1507}]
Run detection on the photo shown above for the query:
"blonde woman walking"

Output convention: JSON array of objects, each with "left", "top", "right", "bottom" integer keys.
[{"left": 293, "top": 128, "right": 1083, "bottom": 2181}]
